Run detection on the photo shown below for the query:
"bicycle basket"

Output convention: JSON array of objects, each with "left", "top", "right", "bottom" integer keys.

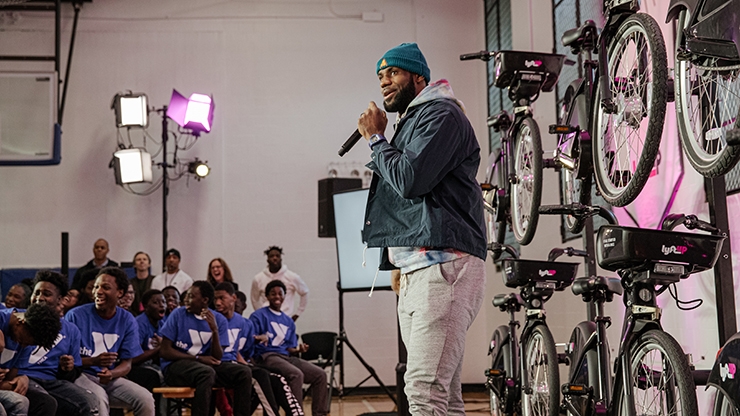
[
  {"left": 596, "top": 225, "right": 725, "bottom": 275},
  {"left": 501, "top": 258, "right": 579, "bottom": 290},
  {"left": 493, "top": 51, "right": 565, "bottom": 94}
]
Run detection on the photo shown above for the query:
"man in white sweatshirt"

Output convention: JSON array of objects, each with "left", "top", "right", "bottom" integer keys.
[{"left": 250, "top": 246, "right": 309, "bottom": 321}]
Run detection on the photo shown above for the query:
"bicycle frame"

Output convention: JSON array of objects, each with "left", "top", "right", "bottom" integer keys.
[
  {"left": 666, "top": 0, "right": 740, "bottom": 61},
  {"left": 565, "top": 274, "right": 669, "bottom": 416},
  {"left": 488, "top": 286, "right": 555, "bottom": 415}
]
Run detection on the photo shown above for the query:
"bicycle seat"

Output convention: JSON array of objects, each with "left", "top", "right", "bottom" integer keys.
[
  {"left": 597, "top": 225, "right": 725, "bottom": 276},
  {"left": 561, "top": 20, "right": 597, "bottom": 51},
  {"left": 572, "top": 275, "right": 622, "bottom": 297},
  {"left": 501, "top": 258, "right": 579, "bottom": 290},
  {"left": 492, "top": 292, "right": 524, "bottom": 309}
]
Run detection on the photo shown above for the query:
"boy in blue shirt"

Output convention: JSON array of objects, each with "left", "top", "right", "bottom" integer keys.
[
  {"left": 0, "top": 302, "right": 61, "bottom": 416},
  {"left": 130, "top": 289, "right": 167, "bottom": 415},
  {"left": 250, "top": 280, "right": 327, "bottom": 416},
  {"left": 17, "top": 270, "right": 97, "bottom": 416},
  {"left": 159, "top": 281, "right": 252, "bottom": 416},
  {"left": 65, "top": 267, "right": 155, "bottom": 416}
]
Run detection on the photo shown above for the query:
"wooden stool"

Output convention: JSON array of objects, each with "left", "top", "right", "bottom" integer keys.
[{"left": 153, "top": 387, "right": 195, "bottom": 416}]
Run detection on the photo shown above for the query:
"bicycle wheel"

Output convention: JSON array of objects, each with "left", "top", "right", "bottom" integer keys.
[
  {"left": 511, "top": 117, "right": 542, "bottom": 245},
  {"left": 483, "top": 150, "right": 507, "bottom": 250},
  {"left": 521, "top": 325, "right": 560, "bottom": 416},
  {"left": 712, "top": 386, "right": 739, "bottom": 416},
  {"left": 489, "top": 328, "right": 513, "bottom": 416},
  {"left": 614, "top": 330, "right": 698, "bottom": 416},
  {"left": 592, "top": 13, "right": 667, "bottom": 207},
  {"left": 674, "top": 10, "right": 740, "bottom": 177},
  {"left": 559, "top": 91, "right": 592, "bottom": 233}
]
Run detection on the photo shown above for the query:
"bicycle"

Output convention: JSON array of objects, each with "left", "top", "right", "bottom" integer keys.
[
  {"left": 485, "top": 244, "right": 579, "bottom": 416},
  {"left": 460, "top": 50, "right": 565, "bottom": 247},
  {"left": 552, "top": 206, "right": 725, "bottom": 416},
  {"left": 666, "top": 0, "right": 740, "bottom": 177},
  {"left": 707, "top": 330, "right": 740, "bottom": 415},
  {"left": 552, "top": 1, "right": 668, "bottom": 222}
]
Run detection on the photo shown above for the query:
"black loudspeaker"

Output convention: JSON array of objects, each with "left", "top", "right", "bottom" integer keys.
[{"left": 318, "top": 178, "right": 363, "bottom": 238}]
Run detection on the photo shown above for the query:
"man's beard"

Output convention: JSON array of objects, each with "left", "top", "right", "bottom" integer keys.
[{"left": 383, "top": 78, "right": 417, "bottom": 113}]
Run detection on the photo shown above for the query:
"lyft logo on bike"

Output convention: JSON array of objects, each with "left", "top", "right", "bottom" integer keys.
[
  {"left": 538, "top": 270, "right": 557, "bottom": 277},
  {"left": 720, "top": 362, "right": 736, "bottom": 382},
  {"left": 661, "top": 245, "right": 688, "bottom": 255},
  {"left": 524, "top": 60, "right": 542, "bottom": 68}
]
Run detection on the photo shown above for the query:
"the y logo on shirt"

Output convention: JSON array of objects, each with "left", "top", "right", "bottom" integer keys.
[
  {"left": 92, "top": 332, "right": 120, "bottom": 356},
  {"left": 269, "top": 322, "right": 290, "bottom": 347},
  {"left": 186, "top": 329, "right": 212, "bottom": 356}
]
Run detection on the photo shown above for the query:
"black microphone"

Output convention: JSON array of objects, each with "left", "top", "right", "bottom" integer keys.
[{"left": 338, "top": 130, "right": 363, "bottom": 157}]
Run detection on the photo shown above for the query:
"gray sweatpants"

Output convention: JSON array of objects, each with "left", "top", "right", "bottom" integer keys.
[{"left": 398, "top": 255, "right": 485, "bottom": 416}]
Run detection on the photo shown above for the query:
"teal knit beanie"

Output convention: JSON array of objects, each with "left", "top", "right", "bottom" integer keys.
[{"left": 376, "top": 43, "right": 430, "bottom": 83}]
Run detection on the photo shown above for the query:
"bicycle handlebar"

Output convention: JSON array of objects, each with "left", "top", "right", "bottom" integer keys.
[
  {"left": 489, "top": 242, "right": 520, "bottom": 260},
  {"left": 661, "top": 213, "right": 720, "bottom": 234},
  {"left": 459, "top": 50, "right": 497, "bottom": 61},
  {"left": 548, "top": 247, "right": 589, "bottom": 262},
  {"left": 539, "top": 203, "right": 618, "bottom": 225}
]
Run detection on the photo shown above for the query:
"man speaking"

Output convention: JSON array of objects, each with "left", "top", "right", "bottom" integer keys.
[{"left": 357, "top": 42, "right": 487, "bottom": 415}]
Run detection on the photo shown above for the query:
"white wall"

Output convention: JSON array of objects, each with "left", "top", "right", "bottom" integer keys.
[{"left": 0, "top": 0, "right": 492, "bottom": 386}]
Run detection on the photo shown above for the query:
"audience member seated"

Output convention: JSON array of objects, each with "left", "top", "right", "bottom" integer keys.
[
  {"left": 130, "top": 252, "right": 154, "bottom": 315},
  {"left": 162, "top": 286, "right": 180, "bottom": 317},
  {"left": 129, "top": 289, "right": 167, "bottom": 416},
  {"left": 151, "top": 249, "right": 193, "bottom": 295},
  {"left": 17, "top": 271, "right": 98, "bottom": 416},
  {"left": 73, "top": 269, "right": 99, "bottom": 307},
  {"left": 214, "top": 282, "right": 281, "bottom": 416},
  {"left": 118, "top": 282, "right": 136, "bottom": 314},
  {"left": 251, "top": 246, "right": 309, "bottom": 321},
  {"left": 206, "top": 258, "right": 239, "bottom": 291},
  {"left": 235, "top": 291, "right": 247, "bottom": 316},
  {"left": 159, "top": 281, "right": 252, "bottom": 416},
  {"left": 4, "top": 284, "right": 31, "bottom": 309},
  {"left": 61, "top": 289, "right": 79, "bottom": 316},
  {"left": 250, "top": 280, "right": 327, "bottom": 416},
  {"left": 71, "top": 238, "right": 119, "bottom": 291},
  {"left": 65, "top": 267, "right": 155, "bottom": 416},
  {"left": 0, "top": 302, "right": 61, "bottom": 416}
]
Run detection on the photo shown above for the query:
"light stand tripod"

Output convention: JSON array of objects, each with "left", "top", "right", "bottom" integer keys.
[{"left": 328, "top": 284, "right": 397, "bottom": 405}]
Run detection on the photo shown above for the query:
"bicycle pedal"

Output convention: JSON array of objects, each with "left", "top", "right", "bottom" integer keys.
[
  {"left": 543, "top": 158, "right": 558, "bottom": 169},
  {"left": 485, "top": 368, "right": 505, "bottom": 378},
  {"left": 549, "top": 124, "right": 577, "bottom": 135},
  {"left": 562, "top": 383, "right": 591, "bottom": 396},
  {"left": 557, "top": 352, "right": 570, "bottom": 365}
]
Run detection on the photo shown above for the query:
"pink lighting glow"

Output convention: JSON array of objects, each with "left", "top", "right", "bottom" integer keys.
[{"left": 166, "top": 89, "right": 215, "bottom": 134}]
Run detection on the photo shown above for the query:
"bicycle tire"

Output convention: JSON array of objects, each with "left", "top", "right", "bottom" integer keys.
[
  {"left": 521, "top": 325, "right": 560, "bottom": 416},
  {"left": 592, "top": 12, "right": 667, "bottom": 207},
  {"left": 489, "top": 328, "right": 512, "bottom": 416},
  {"left": 483, "top": 150, "right": 507, "bottom": 252},
  {"left": 511, "top": 117, "right": 542, "bottom": 245},
  {"left": 674, "top": 10, "right": 740, "bottom": 177},
  {"left": 712, "top": 386, "right": 739, "bottom": 416},
  {"left": 614, "top": 329, "right": 698, "bottom": 416},
  {"left": 559, "top": 91, "right": 592, "bottom": 233}
]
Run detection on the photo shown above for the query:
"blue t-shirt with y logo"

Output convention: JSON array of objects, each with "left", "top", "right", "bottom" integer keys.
[
  {"left": 249, "top": 307, "right": 297, "bottom": 357},
  {"left": 135, "top": 313, "right": 165, "bottom": 351},
  {"left": 64, "top": 303, "right": 142, "bottom": 375},
  {"left": 0, "top": 309, "right": 22, "bottom": 369},
  {"left": 17, "top": 319, "right": 82, "bottom": 380},
  {"left": 158, "top": 306, "right": 229, "bottom": 372},
  {"left": 221, "top": 313, "right": 257, "bottom": 362}
]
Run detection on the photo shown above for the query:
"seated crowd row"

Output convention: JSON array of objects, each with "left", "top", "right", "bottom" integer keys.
[{"left": 0, "top": 267, "right": 328, "bottom": 416}]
